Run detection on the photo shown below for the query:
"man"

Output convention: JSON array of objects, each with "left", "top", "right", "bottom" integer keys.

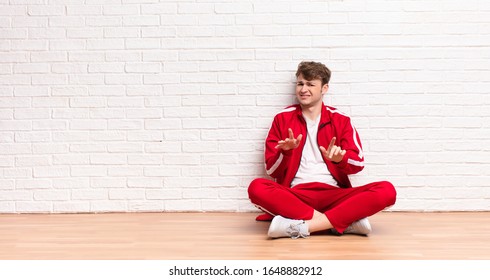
[{"left": 248, "top": 61, "right": 396, "bottom": 239}]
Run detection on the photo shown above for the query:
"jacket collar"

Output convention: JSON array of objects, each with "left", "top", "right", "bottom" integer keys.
[{"left": 294, "top": 102, "right": 331, "bottom": 125}]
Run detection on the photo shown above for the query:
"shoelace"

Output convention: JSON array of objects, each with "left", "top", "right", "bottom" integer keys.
[{"left": 286, "top": 222, "right": 307, "bottom": 239}]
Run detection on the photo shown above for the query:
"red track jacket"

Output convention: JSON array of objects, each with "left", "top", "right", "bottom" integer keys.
[{"left": 264, "top": 103, "right": 365, "bottom": 188}]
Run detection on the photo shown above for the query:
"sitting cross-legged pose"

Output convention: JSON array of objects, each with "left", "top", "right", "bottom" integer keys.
[{"left": 248, "top": 61, "right": 396, "bottom": 239}]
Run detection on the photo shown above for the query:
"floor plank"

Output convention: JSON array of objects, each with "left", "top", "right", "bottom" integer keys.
[{"left": 1, "top": 212, "right": 489, "bottom": 259}]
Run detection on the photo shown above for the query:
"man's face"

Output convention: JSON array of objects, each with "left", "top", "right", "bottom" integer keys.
[{"left": 295, "top": 74, "right": 328, "bottom": 109}]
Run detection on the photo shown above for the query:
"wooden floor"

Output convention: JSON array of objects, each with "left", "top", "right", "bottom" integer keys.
[{"left": 1, "top": 212, "right": 489, "bottom": 260}]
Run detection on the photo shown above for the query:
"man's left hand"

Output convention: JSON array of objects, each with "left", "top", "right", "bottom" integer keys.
[{"left": 320, "top": 137, "right": 346, "bottom": 163}]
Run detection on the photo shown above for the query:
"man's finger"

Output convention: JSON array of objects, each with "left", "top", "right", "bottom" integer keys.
[
  {"left": 326, "top": 137, "right": 336, "bottom": 152},
  {"left": 319, "top": 146, "right": 327, "bottom": 156},
  {"left": 296, "top": 134, "right": 303, "bottom": 143},
  {"left": 288, "top": 128, "right": 294, "bottom": 139},
  {"left": 329, "top": 145, "right": 337, "bottom": 158}
]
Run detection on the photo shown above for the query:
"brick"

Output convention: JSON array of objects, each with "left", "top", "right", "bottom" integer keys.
[
  {"left": 123, "top": 15, "right": 159, "bottom": 26},
  {"left": 128, "top": 154, "right": 162, "bottom": 165},
  {"left": 105, "top": 27, "right": 140, "bottom": 38},
  {"left": 86, "top": 16, "right": 121, "bottom": 27},
  {"left": 88, "top": 63, "right": 125, "bottom": 73},
  {"left": 54, "top": 202, "right": 90, "bottom": 213},
  {"left": 3, "top": 168, "right": 32, "bottom": 178},
  {"left": 108, "top": 143, "right": 142, "bottom": 153},
  {"left": 15, "top": 131, "right": 51, "bottom": 142},
  {"left": 49, "top": 16, "right": 85, "bottom": 27},
  {"left": 109, "top": 189, "right": 145, "bottom": 200},
  {"left": 165, "top": 200, "right": 200, "bottom": 211},
  {"left": 12, "top": 86, "right": 46, "bottom": 97},
  {"left": 91, "top": 201, "right": 127, "bottom": 212},
  {"left": 69, "top": 144, "right": 105, "bottom": 153},
  {"left": 51, "top": 86, "right": 88, "bottom": 96},
  {"left": 108, "top": 166, "right": 143, "bottom": 177},
  {"left": 126, "top": 38, "right": 161, "bottom": 49},
  {"left": 201, "top": 200, "right": 238, "bottom": 211},
  {"left": 53, "top": 155, "right": 89, "bottom": 165},
  {"left": 103, "top": 5, "right": 139, "bottom": 15},
  {"left": 51, "top": 63, "right": 88, "bottom": 74},
  {"left": 90, "top": 154, "right": 127, "bottom": 165},
  {"left": 127, "top": 178, "right": 162, "bottom": 188},
  {"left": 71, "top": 166, "right": 107, "bottom": 177},
  {"left": 34, "top": 190, "right": 70, "bottom": 201},
  {"left": 33, "top": 166, "right": 70, "bottom": 178},
  {"left": 70, "top": 97, "right": 106, "bottom": 108},
  {"left": 201, "top": 154, "right": 238, "bottom": 165},
  {"left": 164, "top": 177, "right": 200, "bottom": 188},
  {"left": 163, "top": 130, "right": 199, "bottom": 141},
  {"left": 49, "top": 40, "right": 86, "bottom": 50},
  {"left": 183, "top": 188, "right": 218, "bottom": 199},
  {"left": 15, "top": 179, "right": 53, "bottom": 190},
  {"left": 67, "top": 28, "right": 103, "bottom": 39},
  {"left": 32, "top": 143, "right": 69, "bottom": 154},
  {"left": 140, "top": 3, "right": 177, "bottom": 15},
  {"left": 0, "top": 120, "right": 31, "bottom": 130},
  {"left": 13, "top": 63, "right": 48, "bottom": 74},
  {"left": 16, "top": 202, "right": 52, "bottom": 213},
  {"left": 128, "top": 201, "right": 163, "bottom": 212},
  {"left": 87, "top": 39, "right": 125, "bottom": 50},
  {"left": 52, "top": 109, "right": 89, "bottom": 119},
  {"left": 14, "top": 108, "right": 50, "bottom": 119},
  {"left": 144, "top": 167, "right": 180, "bottom": 177},
  {"left": 28, "top": 5, "right": 64, "bottom": 16},
  {"left": 177, "top": 3, "right": 214, "bottom": 14},
  {"left": 146, "top": 189, "right": 182, "bottom": 200},
  {"left": 163, "top": 154, "right": 199, "bottom": 165},
  {"left": 145, "top": 119, "right": 182, "bottom": 130},
  {"left": 182, "top": 141, "right": 218, "bottom": 153},
  {"left": 127, "top": 131, "right": 164, "bottom": 141},
  {"left": 127, "top": 85, "right": 162, "bottom": 96}
]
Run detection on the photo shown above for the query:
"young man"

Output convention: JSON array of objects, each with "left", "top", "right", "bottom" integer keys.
[{"left": 248, "top": 61, "right": 396, "bottom": 239}]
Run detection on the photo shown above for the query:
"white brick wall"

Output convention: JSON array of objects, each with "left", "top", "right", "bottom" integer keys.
[{"left": 1, "top": 0, "right": 489, "bottom": 213}]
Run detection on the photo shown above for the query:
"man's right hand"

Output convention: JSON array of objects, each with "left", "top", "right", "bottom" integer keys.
[{"left": 275, "top": 128, "right": 302, "bottom": 151}]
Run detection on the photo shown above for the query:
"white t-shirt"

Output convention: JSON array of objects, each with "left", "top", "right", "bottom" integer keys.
[{"left": 291, "top": 114, "right": 339, "bottom": 187}]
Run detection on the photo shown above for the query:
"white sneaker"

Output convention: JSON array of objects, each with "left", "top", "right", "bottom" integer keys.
[
  {"left": 344, "top": 218, "right": 372, "bottom": 235},
  {"left": 268, "top": 215, "right": 309, "bottom": 239}
]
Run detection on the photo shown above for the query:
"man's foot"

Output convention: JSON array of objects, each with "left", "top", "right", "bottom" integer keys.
[
  {"left": 268, "top": 215, "right": 310, "bottom": 239},
  {"left": 344, "top": 218, "right": 372, "bottom": 235}
]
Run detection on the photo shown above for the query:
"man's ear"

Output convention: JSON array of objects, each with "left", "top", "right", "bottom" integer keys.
[{"left": 322, "top": 84, "right": 329, "bottom": 94}]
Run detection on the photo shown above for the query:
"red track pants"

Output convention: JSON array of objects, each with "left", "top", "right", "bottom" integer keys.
[{"left": 248, "top": 178, "right": 397, "bottom": 233}]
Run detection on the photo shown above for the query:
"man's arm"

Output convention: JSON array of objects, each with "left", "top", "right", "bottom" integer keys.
[
  {"left": 264, "top": 119, "right": 301, "bottom": 178},
  {"left": 320, "top": 118, "right": 364, "bottom": 175}
]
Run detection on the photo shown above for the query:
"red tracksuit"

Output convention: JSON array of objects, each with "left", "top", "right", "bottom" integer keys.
[{"left": 248, "top": 103, "right": 396, "bottom": 233}]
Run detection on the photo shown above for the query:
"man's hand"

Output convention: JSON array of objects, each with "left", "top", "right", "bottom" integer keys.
[
  {"left": 320, "top": 137, "right": 346, "bottom": 163},
  {"left": 275, "top": 128, "right": 302, "bottom": 151}
]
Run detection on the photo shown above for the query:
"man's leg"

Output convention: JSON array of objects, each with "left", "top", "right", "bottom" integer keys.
[
  {"left": 318, "top": 181, "right": 397, "bottom": 233},
  {"left": 248, "top": 178, "right": 334, "bottom": 238},
  {"left": 281, "top": 181, "right": 396, "bottom": 234},
  {"left": 305, "top": 210, "right": 333, "bottom": 232},
  {"left": 248, "top": 178, "right": 316, "bottom": 220}
]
